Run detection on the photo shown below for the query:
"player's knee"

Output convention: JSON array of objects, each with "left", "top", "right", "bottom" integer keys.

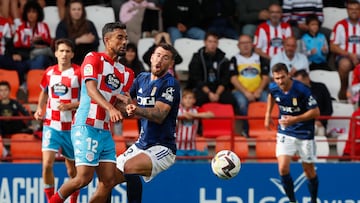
[
  {"left": 278, "top": 167, "right": 290, "bottom": 176},
  {"left": 338, "top": 58, "right": 352, "bottom": 71},
  {"left": 42, "top": 162, "right": 53, "bottom": 173}
]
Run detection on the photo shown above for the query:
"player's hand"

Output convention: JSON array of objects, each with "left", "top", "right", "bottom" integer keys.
[
  {"left": 116, "top": 93, "right": 132, "bottom": 105},
  {"left": 109, "top": 107, "right": 123, "bottom": 122},
  {"left": 126, "top": 104, "right": 137, "bottom": 117},
  {"left": 264, "top": 115, "right": 273, "bottom": 130},
  {"left": 34, "top": 109, "right": 43, "bottom": 120}
]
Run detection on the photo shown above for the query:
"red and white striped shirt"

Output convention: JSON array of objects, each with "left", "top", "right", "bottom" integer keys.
[
  {"left": 41, "top": 64, "right": 81, "bottom": 131},
  {"left": 253, "top": 21, "right": 293, "bottom": 58},
  {"left": 13, "top": 21, "right": 51, "bottom": 48},
  {"left": 330, "top": 19, "right": 360, "bottom": 57},
  {"left": 74, "top": 52, "right": 135, "bottom": 130},
  {"left": 0, "top": 17, "right": 12, "bottom": 55},
  {"left": 176, "top": 105, "right": 200, "bottom": 150}
]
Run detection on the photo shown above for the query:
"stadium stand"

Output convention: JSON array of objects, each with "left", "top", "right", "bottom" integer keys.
[
  {"left": 215, "top": 135, "right": 249, "bottom": 161},
  {"left": 10, "top": 133, "right": 42, "bottom": 163},
  {"left": 322, "top": 7, "right": 347, "bottom": 30},
  {"left": 309, "top": 70, "right": 341, "bottom": 101},
  {"left": 247, "top": 101, "right": 279, "bottom": 138}
]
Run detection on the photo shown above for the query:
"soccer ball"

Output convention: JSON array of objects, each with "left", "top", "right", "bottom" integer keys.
[{"left": 211, "top": 150, "right": 241, "bottom": 180}]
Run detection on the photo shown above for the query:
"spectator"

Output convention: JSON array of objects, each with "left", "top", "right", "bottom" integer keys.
[
  {"left": 270, "top": 36, "right": 309, "bottom": 76},
  {"left": 301, "top": 14, "right": 330, "bottom": 71},
  {"left": 187, "top": 32, "right": 238, "bottom": 113},
  {"left": 162, "top": 0, "right": 206, "bottom": 44},
  {"left": 253, "top": 4, "right": 293, "bottom": 60},
  {"left": 350, "top": 64, "right": 360, "bottom": 104},
  {"left": 176, "top": 89, "right": 214, "bottom": 157},
  {"left": 236, "top": 0, "right": 279, "bottom": 37},
  {"left": 119, "top": 0, "right": 157, "bottom": 45},
  {"left": 293, "top": 69, "right": 333, "bottom": 137},
  {"left": 282, "top": 0, "right": 325, "bottom": 39},
  {"left": 230, "top": 34, "right": 270, "bottom": 137},
  {"left": 0, "top": 16, "right": 28, "bottom": 85},
  {"left": 55, "top": 0, "right": 99, "bottom": 66},
  {"left": 119, "top": 42, "right": 145, "bottom": 78},
  {"left": 12, "top": 1, "right": 54, "bottom": 72},
  {"left": 200, "top": 0, "right": 239, "bottom": 40},
  {"left": 0, "top": 81, "right": 32, "bottom": 160},
  {"left": 330, "top": 0, "right": 360, "bottom": 101},
  {"left": 142, "top": 32, "right": 183, "bottom": 78},
  {"left": 323, "top": 0, "right": 346, "bottom": 8}
]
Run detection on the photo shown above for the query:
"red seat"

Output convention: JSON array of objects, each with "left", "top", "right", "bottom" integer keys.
[
  {"left": 248, "top": 102, "right": 279, "bottom": 138},
  {"left": 122, "top": 118, "right": 139, "bottom": 140},
  {"left": 215, "top": 136, "right": 249, "bottom": 161},
  {"left": 27, "top": 69, "right": 45, "bottom": 103},
  {"left": 255, "top": 136, "right": 277, "bottom": 162},
  {"left": 201, "top": 103, "right": 235, "bottom": 138},
  {"left": 113, "top": 136, "right": 127, "bottom": 156},
  {"left": 0, "top": 69, "right": 20, "bottom": 99},
  {"left": 11, "top": 133, "right": 42, "bottom": 163}
]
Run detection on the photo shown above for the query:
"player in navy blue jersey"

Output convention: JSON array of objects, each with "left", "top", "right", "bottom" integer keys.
[
  {"left": 265, "top": 63, "right": 320, "bottom": 203},
  {"left": 106, "top": 43, "right": 180, "bottom": 202}
]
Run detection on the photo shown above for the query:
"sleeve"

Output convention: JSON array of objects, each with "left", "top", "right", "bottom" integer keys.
[
  {"left": 88, "top": 21, "right": 100, "bottom": 48},
  {"left": 15, "top": 100, "right": 30, "bottom": 116},
  {"left": 119, "top": 2, "right": 133, "bottom": 23},
  {"left": 330, "top": 23, "right": 345, "bottom": 45},
  {"left": 219, "top": 58, "right": 231, "bottom": 87},
  {"left": 281, "top": 0, "right": 293, "bottom": 23},
  {"left": 187, "top": 52, "right": 205, "bottom": 90},
  {"left": 130, "top": 74, "right": 140, "bottom": 99},
  {"left": 55, "top": 21, "right": 69, "bottom": 40},
  {"left": 81, "top": 52, "right": 100, "bottom": 81},
  {"left": 229, "top": 56, "right": 238, "bottom": 77},
  {"left": 305, "top": 88, "right": 318, "bottom": 110},
  {"left": 122, "top": 68, "right": 135, "bottom": 92},
  {"left": 41, "top": 22, "right": 52, "bottom": 45},
  {"left": 40, "top": 69, "right": 49, "bottom": 91},
  {"left": 260, "top": 56, "right": 270, "bottom": 75},
  {"left": 236, "top": 1, "right": 260, "bottom": 24},
  {"left": 253, "top": 25, "right": 265, "bottom": 48},
  {"left": 156, "top": 79, "right": 180, "bottom": 106}
]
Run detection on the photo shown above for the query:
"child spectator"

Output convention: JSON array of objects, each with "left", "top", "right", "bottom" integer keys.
[
  {"left": 176, "top": 89, "right": 214, "bottom": 157},
  {"left": 301, "top": 14, "right": 330, "bottom": 71},
  {"left": 0, "top": 81, "right": 32, "bottom": 160},
  {"left": 343, "top": 100, "right": 360, "bottom": 160}
]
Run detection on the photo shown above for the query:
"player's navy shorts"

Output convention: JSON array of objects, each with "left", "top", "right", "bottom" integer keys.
[{"left": 42, "top": 126, "right": 74, "bottom": 160}]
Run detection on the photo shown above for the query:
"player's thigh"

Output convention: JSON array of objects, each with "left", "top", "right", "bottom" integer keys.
[
  {"left": 297, "top": 139, "right": 317, "bottom": 163},
  {"left": 276, "top": 133, "right": 297, "bottom": 157}
]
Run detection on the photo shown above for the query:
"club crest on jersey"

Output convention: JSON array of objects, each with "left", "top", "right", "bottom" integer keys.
[
  {"left": 52, "top": 83, "right": 68, "bottom": 96},
  {"left": 161, "top": 87, "right": 175, "bottom": 102},
  {"left": 105, "top": 73, "right": 120, "bottom": 90},
  {"left": 292, "top": 98, "right": 297, "bottom": 106},
  {"left": 83, "top": 64, "right": 93, "bottom": 76}
]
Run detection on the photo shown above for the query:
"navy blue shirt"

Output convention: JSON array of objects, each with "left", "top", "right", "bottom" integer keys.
[
  {"left": 269, "top": 80, "right": 318, "bottom": 139},
  {"left": 130, "top": 72, "right": 180, "bottom": 154}
]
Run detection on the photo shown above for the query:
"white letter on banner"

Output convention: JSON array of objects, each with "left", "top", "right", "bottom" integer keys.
[
  {"left": 226, "top": 196, "right": 243, "bottom": 203},
  {"left": 26, "top": 178, "right": 38, "bottom": 203},
  {"left": 13, "top": 178, "right": 25, "bottom": 203},
  {"left": 200, "top": 188, "right": 221, "bottom": 203},
  {"left": 0, "top": 178, "right": 11, "bottom": 202},
  {"left": 113, "top": 184, "right": 127, "bottom": 203}
]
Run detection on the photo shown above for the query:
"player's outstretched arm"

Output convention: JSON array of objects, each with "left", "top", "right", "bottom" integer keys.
[
  {"left": 264, "top": 94, "right": 275, "bottom": 130},
  {"left": 127, "top": 101, "right": 171, "bottom": 124}
]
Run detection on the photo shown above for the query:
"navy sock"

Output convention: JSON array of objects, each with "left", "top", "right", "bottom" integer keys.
[
  {"left": 307, "top": 175, "right": 319, "bottom": 203},
  {"left": 281, "top": 174, "right": 296, "bottom": 202},
  {"left": 125, "top": 174, "right": 143, "bottom": 203}
]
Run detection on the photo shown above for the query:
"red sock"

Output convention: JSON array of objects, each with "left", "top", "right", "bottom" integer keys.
[
  {"left": 70, "top": 190, "right": 80, "bottom": 203},
  {"left": 49, "top": 192, "right": 64, "bottom": 203},
  {"left": 44, "top": 187, "right": 54, "bottom": 201}
]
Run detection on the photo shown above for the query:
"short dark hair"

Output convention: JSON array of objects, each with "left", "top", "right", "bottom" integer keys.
[
  {"left": 293, "top": 69, "right": 309, "bottom": 78},
  {"left": 347, "top": 0, "right": 360, "bottom": 7},
  {"left": 204, "top": 31, "right": 219, "bottom": 41},
  {"left": 305, "top": 14, "right": 321, "bottom": 25},
  {"left": 271, "top": 63, "right": 289, "bottom": 74},
  {"left": 54, "top": 38, "right": 75, "bottom": 52},
  {"left": 102, "top": 22, "right": 126, "bottom": 41},
  {"left": 22, "top": 1, "right": 44, "bottom": 22},
  {"left": 0, "top": 81, "right": 11, "bottom": 90},
  {"left": 155, "top": 43, "right": 178, "bottom": 60}
]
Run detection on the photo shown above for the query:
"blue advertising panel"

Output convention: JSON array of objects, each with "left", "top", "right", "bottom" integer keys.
[{"left": 0, "top": 162, "right": 359, "bottom": 203}]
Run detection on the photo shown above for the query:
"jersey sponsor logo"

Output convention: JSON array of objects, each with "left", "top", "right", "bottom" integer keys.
[
  {"left": 292, "top": 98, "right": 297, "bottom": 106},
  {"left": 151, "top": 87, "right": 157, "bottom": 96},
  {"left": 162, "top": 87, "right": 175, "bottom": 102},
  {"left": 270, "top": 37, "right": 283, "bottom": 47},
  {"left": 83, "top": 64, "right": 93, "bottom": 76},
  {"left": 137, "top": 96, "right": 155, "bottom": 106},
  {"left": 348, "top": 35, "right": 360, "bottom": 44},
  {"left": 105, "top": 73, "right": 121, "bottom": 90},
  {"left": 278, "top": 105, "right": 301, "bottom": 113},
  {"left": 240, "top": 66, "right": 259, "bottom": 78},
  {"left": 52, "top": 83, "right": 68, "bottom": 96}
]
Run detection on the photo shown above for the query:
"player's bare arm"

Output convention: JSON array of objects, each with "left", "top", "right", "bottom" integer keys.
[
  {"left": 58, "top": 101, "right": 79, "bottom": 111},
  {"left": 86, "top": 79, "right": 123, "bottom": 122},
  {"left": 127, "top": 101, "right": 171, "bottom": 124},
  {"left": 264, "top": 94, "right": 275, "bottom": 129},
  {"left": 34, "top": 91, "right": 48, "bottom": 120}
]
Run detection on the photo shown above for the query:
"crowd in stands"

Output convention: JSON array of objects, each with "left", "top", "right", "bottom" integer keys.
[{"left": 1, "top": 0, "right": 360, "bottom": 160}]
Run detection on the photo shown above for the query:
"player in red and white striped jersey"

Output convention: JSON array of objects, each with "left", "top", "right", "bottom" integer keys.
[
  {"left": 254, "top": 4, "right": 293, "bottom": 60},
  {"left": 34, "top": 38, "right": 81, "bottom": 203},
  {"left": 330, "top": 0, "right": 360, "bottom": 101}
]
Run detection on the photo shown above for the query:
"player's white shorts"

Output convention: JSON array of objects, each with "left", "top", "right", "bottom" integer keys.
[
  {"left": 276, "top": 133, "right": 317, "bottom": 163},
  {"left": 116, "top": 144, "right": 176, "bottom": 182}
]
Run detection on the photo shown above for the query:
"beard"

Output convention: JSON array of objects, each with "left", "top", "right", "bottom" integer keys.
[
  {"left": 113, "top": 47, "right": 126, "bottom": 57},
  {"left": 152, "top": 67, "right": 168, "bottom": 77}
]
